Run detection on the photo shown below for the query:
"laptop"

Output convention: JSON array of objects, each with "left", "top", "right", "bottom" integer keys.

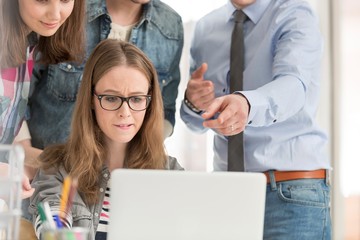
[{"left": 108, "top": 169, "right": 266, "bottom": 240}]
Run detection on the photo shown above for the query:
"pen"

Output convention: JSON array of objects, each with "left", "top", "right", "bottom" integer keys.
[
  {"left": 37, "top": 202, "right": 55, "bottom": 231},
  {"left": 43, "top": 201, "right": 56, "bottom": 229},
  {"left": 37, "top": 202, "right": 47, "bottom": 224},
  {"left": 53, "top": 214, "right": 63, "bottom": 229}
]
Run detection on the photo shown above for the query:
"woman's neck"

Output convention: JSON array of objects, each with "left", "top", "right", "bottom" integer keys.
[
  {"left": 106, "top": 0, "right": 144, "bottom": 26},
  {"left": 105, "top": 140, "right": 127, "bottom": 172}
]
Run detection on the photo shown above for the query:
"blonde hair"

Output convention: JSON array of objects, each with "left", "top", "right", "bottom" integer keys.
[
  {"left": 39, "top": 39, "right": 167, "bottom": 204},
  {"left": 0, "top": 0, "right": 85, "bottom": 68}
]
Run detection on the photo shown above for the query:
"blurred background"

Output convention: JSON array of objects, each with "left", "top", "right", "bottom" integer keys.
[{"left": 161, "top": 0, "right": 360, "bottom": 239}]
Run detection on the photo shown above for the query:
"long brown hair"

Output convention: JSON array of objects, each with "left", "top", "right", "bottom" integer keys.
[
  {"left": 0, "top": 0, "right": 85, "bottom": 68},
  {"left": 39, "top": 39, "right": 167, "bottom": 204}
]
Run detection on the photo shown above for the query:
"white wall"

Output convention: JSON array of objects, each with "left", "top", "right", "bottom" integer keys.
[{"left": 163, "top": 1, "right": 227, "bottom": 171}]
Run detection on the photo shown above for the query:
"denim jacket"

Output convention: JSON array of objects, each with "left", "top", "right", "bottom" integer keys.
[
  {"left": 27, "top": 0, "right": 184, "bottom": 149},
  {"left": 29, "top": 156, "right": 184, "bottom": 240}
]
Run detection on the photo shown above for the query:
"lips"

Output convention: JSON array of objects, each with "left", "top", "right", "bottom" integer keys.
[
  {"left": 114, "top": 123, "right": 133, "bottom": 129},
  {"left": 41, "top": 22, "right": 59, "bottom": 29},
  {"left": 117, "top": 124, "right": 132, "bottom": 127}
]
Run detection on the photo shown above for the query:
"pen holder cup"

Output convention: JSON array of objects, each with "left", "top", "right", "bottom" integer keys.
[
  {"left": 41, "top": 227, "right": 89, "bottom": 240},
  {"left": 0, "top": 144, "right": 24, "bottom": 240}
]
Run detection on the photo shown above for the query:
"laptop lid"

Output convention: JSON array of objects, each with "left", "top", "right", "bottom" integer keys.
[{"left": 108, "top": 169, "right": 266, "bottom": 240}]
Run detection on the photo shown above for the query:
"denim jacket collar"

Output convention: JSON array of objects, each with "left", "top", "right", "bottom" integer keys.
[
  {"left": 86, "top": 0, "right": 107, "bottom": 23},
  {"left": 86, "top": 0, "right": 170, "bottom": 31},
  {"left": 86, "top": 0, "right": 155, "bottom": 24}
]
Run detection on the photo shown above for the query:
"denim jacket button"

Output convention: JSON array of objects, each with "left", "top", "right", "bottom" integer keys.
[
  {"left": 100, "top": 188, "right": 104, "bottom": 192},
  {"left": 103, "top": 173, "right": 108, "bottom": 178},
  {"left": 67, "top": 64, "right": 72, "bottom": 70}
]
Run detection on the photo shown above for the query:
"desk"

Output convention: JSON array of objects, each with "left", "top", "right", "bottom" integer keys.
[{"left": 19, "top": 218, "right": 37, "bottom": 240}]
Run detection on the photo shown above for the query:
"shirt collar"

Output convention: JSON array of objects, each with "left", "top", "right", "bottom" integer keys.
[
  {"left": 139, "top": 1, "right": 153, "bottom": 25},
  {"left": 86, "top": 0, "right": 108, "bottom": 23},
  {"left": 226, "top": 0, "right": 271, "bottom": 24},
  {"left": 86, "top": 0, "right": 154, "bottom": 25}
]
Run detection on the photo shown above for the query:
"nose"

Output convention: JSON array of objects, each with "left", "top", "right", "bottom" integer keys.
[
  {"left": 117, "top": 101, "right": 131, "bottom": 118},
  {"left": 46, "top": 1, "right": 61, "bottom": 21}
]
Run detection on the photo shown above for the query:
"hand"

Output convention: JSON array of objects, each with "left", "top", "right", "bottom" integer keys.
[
  {"left": 13, "top": 136, "right": 41, "bottom": 199},
  {"left": 185, "top": 63, "right": 215, "bottom": 110},
  {"left": 201, "top": 94, "right": 249, "bottom": 136},
  {"left": 0, "top": 163, "right": 35, "bottom": 199},
  {"left": 21, "top": 174, "right": 35, "bottom": 199}
]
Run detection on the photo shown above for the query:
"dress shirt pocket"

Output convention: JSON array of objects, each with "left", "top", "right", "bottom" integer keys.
[{"left": 46, "top": 63, "right": 84, "bottom": 102}]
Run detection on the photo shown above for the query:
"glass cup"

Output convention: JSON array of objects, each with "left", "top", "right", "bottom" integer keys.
[
  {"left": 0, "top": 144, "right": 24, "bottom": 240},
  {"left": 41, "top": 227, "right": 89, "bottom": 240}
]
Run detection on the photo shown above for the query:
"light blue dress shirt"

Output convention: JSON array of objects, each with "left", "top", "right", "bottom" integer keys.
[{"left": 180, "top": 0, "right": 330, "bottom": 172}]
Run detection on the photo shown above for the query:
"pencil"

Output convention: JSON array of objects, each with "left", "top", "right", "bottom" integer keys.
[
  {"left": 65, "top": 178, "right": 78, "bottom": 214},
  {"left": 59, "top": 176, "right": 72, "bottom": 219}
]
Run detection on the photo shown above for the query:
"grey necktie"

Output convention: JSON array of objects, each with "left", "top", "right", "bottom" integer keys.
[{"left": 228, "top": 10, "right": 246, "bottom": 171}]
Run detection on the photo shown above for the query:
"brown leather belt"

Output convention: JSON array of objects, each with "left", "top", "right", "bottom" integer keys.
[{"left": 264, "top": 169, "right": 326, "bottom": 184}]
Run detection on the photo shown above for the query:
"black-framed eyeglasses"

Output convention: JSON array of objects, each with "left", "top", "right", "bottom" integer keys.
[{"left": 94, "top": 93, "right": 151, "bottom": 111}]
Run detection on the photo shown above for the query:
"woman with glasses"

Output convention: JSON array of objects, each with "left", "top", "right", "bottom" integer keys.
[{"left": 29, "top": 39, "right": 183, "bottom": 239}]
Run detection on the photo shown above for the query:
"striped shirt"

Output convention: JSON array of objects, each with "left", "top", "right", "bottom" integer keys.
[
  {"left": 95, "top": 186, "right": 110, "bottom": 240},
  {"left": 0, "top": 47, "right": 34, "bottom": 144}
]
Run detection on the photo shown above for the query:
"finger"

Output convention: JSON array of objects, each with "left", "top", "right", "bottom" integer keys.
[
  {"left": 215, "top": 109, "right": 235, "bottom": 127},
  {"left": 217, "top": 125, "right": 234, "bottom": 136},
  {"left": 201, "top": 98, "right": 225, "bottom": 122},
  {"left": 21, "top": 175, "right": 35, "bottom": 199},
  {"left": 191, "top": 81, "right": 213, "bottom": 99},
  {"left": 22, "top": 188, "right": 35, "bottom": 199},
  {"left": 202, "top": 106, "right": 235, "bottom": 130},
  {"left": 225, "top": 124, "right": 243, "bottom": 136},
  {"left": 202, "top": 119, "right": 234, "bottom": 136},
  {"left": 22, "top": 175, "right": 32, "bottom": 190},
  {"left": 191, "top": 63, "right": 208, "bottom": 80},
  {"left": 211, "top": 121, "right": 244, "bottom": 137},
  {"left": 197, "top": 93, "right": 215, "bottom": 110},
  {"left": 188, "top": 81, "right": 213, "bottom": 98},
  {"left": 203, "top": 114, "right": 232, "bottom": 130},
  {"left": 186, "top": 82, "right": 215, "bottom": 110},
  {"left": 202, "top": 116, "right": 226, "bottom": 129}
]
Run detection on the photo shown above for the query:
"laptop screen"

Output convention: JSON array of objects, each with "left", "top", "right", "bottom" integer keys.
[{"left": 108, "top": 169, "right": 266, "bottom": 240}]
